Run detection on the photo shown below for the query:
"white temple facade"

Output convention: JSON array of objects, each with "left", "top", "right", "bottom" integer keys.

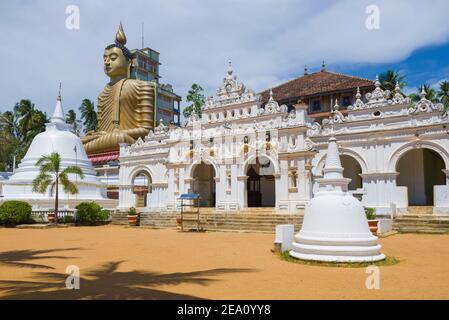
[{"left": 117, "top": 63, "right": 449, "bottom": 216}]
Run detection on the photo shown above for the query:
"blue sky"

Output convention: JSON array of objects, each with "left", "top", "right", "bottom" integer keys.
[{"left": 1, "top": 0, "right": 449, "bottom": 116}]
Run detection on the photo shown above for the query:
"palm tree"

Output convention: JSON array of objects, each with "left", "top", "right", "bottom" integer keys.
[
  {"left": 14, "top": 100, "right": 35, "bottom": 140},
  {"left": 65, "top": 109, "right": 82, "bottom": 136},
  {"left": 79, "top": 99, "right": 97, "bottom": 133},
  {"left": 32, "top": 152, "right": 84, "bottom": 224},
  {"left": 438, "top": 81, "right": 449, "bottom": 112},
  {"left": 24, "top": 110, "right": 48, "bottom": 145},
  {"left": 0, "top": 111, "right": 19, "bottom": 138},
  {"left": 378, "top": 70, "right": 406, "bottom": 92}
]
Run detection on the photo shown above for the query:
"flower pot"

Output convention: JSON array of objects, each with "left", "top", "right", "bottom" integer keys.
[
  {"left": 47, "top": 212, "right": 56, "bottom": 224},
  {"left": 368, "top": 220, "right": 379, "bottom": 235},
  {"left": 127, "top": 215, "right": 139, "bottom": 226}
]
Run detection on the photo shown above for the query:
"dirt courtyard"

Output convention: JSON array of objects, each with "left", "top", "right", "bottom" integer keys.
[{"left": 0, "top": 225, "right": 448, "bottom": 300}]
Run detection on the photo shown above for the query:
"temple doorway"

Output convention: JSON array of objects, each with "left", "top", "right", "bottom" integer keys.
[
  {"left": 132, "top": 171, "right": 152, "bottom": 208},
  {"left": 246, "top": 157, "right": 275, "bottom": 207},
  {"left": 192, "top": 162, "right": 216, "bottom": 207},
  {"left": 396, "top": 149, "right": 446, "bottom": 206},
  {"left": 341, "top": 155, "right": 362, "bottom": 190}
]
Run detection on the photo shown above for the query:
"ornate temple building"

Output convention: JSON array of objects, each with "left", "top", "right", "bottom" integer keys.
[{"left": 116, "top": 62, "right": 449, "bottom": 216}]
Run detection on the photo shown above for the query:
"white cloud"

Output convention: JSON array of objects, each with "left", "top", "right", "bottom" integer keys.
[{"left": 1, "top": 0, "right": 449, "bottom": 116}]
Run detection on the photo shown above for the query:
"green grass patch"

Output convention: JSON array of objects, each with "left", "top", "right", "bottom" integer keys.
[{"left": 277, "top": 251, "right": 400, "bottom": 268}]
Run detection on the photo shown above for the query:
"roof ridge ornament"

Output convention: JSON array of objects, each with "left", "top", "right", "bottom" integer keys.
[
  {"left": 409, "top": 86, "right": 444, "bottom": 115},
  {"left": 204, "top": 61, "right": 259, "bottom": 110},
  {"left": 364, "top": 75, "right": 390, "bottom": 108},
  {"left": 259, "top": 89, "right": 288, "bottom": 115},
  {"left": 323, "top": 98, "right": 345, "bottom": 128}
]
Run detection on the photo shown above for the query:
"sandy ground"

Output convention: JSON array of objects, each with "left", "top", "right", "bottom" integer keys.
[{"left": 0, "top": 225, "right": 448, "bottom": 300}]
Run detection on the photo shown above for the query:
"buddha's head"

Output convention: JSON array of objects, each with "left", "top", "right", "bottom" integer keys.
[{"left": 104, "top": 22, "right": 134, "bottom": 80}]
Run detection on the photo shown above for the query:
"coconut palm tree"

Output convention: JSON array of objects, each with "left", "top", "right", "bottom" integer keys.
[
  {"left": 79, "top": 99, "right": 97, "bottom": 134},
  {"left": 378, "top": 70, "right": 406, "bottom": 92},
  {"left": 32, "top": 152, "right": 84, "bottom": 224},
  {"left": 65, "top": 109, "right": 82, "bottom": 136},
  {"left": 14, "top": 99, "right": 36, "bottom": 140},
  {"left": 438, "top": 81, "right": 449, "bottom": 112}
]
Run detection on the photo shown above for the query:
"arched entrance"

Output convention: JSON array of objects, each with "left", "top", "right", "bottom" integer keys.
[
  {"left": 396, "top": 149, "right": 446, "bottom": 205},
  {"left": 192, "top": 162, "right": 216, "bottom": 207},
  {"left": 132, "top": 171, "right": 152, "bottom": 208},
  {"left": 246, "top": 157, "right": 275, "bottom": 207},
  {"left": 341, "top": 155, "right": 362, "bottom": 190}
]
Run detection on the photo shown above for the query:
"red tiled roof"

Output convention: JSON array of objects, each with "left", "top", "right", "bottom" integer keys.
[
  {"left": 88, "top": 151, "right": 120, "bottom": 165},
  {"left": 259, "top": 71, "right": 375, "bottom": 104}
]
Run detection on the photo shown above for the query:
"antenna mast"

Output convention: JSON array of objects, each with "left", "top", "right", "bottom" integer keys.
[{"left": 141, "top": 22, "right": 144, "bottom": 49}]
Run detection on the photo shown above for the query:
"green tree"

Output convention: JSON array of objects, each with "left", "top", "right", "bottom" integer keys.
[
  {"left": 378, "top": 70, "right": 406, "bottom": 92},
  {"left": 0, "top": 102, "right": 48, "bottom": 171},
  {"left": 437, "top": 81, "right": 449, "bottom": 112},
  {"left": 0, "top": 110, "right": 19, "bottom": 138},
  {"left": 79, "top": 99, "right": 97, "bottom": 134},
  {"left": 65, "top": 109, "right": 82, "bottom": 136},
  {"left": 24, "top": 110, "right": 48, "bottom": 145},
  {"left": 14, "top": 99, "right": 35, "bottom": 140},
  {"left": 183, "top": 84, "right": 205, "bottom": 118},
  {"left": 32, "top": 152, "right": 84, "bottom": 224}
]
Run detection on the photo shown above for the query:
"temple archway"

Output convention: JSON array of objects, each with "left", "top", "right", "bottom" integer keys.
[
  {"left": 192, "top": 162, "right": 216, "bottom": 207},
  {"left": 396, "top": 149, "right": 446, "bottom": 206},
  {"left": 246, "top": 156, "right": 275, "bottom": 207},
  {"left": 131, "top": 170, "right": 152, "bottom": 208},
  {"left": 340, "top": 155, "right": 363, "bottom": 190}
]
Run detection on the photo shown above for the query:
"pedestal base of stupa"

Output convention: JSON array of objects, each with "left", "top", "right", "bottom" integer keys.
[{"left": 289, "top": 233, "right": 385, "bottom": 263}]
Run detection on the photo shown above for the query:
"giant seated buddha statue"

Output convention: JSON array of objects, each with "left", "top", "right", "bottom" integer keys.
[{"left": 81, "top": 23, "right": 154, "bottom": 154}]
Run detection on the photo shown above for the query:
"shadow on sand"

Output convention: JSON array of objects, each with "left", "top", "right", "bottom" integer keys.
[
  {"left": 0, "top": 260, "right": 256, "bottom": 300},
  {"left": 0, "top": 248, "right": 80, "bottom": 270}
]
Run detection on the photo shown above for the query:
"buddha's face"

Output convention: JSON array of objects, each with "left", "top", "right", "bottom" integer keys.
[{"left": 103, "top": 47, "right": 129, "bottom": 79}]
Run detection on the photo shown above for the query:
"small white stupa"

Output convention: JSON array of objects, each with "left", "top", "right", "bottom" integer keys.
[
  {"left": 0, "top": 89, "right": 107, "bottom": 205},
  {"left": 290, "top": 135, "right": 385, "bottom": 262}
]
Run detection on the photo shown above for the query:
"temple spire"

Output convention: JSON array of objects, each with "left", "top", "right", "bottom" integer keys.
[
  {"left": 51, "top": 83, "right": 65, "bottom": 123},
  {"left": 321, "top": 61, "right": 326, "bottom": 72}
]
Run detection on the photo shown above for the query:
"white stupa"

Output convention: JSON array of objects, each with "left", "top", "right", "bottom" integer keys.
[
  {"left": 290, "top": 136, "right": 385, "bottom": 262},
  {"left": 0, "top": 91, "right": 107, "bottom": 205}
]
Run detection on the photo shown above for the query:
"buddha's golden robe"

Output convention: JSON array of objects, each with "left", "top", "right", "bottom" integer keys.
[{"left": 82, "top": 79, "right": 154, "bottom": 154}]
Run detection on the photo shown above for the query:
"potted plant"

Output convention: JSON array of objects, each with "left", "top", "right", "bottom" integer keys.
[
  {"left": 365, "top": 207, "right": 378, "bottom": 235},
  {"left": 127, "top": 207, "right": 139, "bottom": 226},
  {"left": 47, "top": 209, "right": 56, "bottom": 224}
]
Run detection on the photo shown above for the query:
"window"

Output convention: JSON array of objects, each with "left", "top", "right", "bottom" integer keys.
[
  {"left": 311, "top": 99, "right": 321, "bottom": 112},
  {"left": 342, "top": 95, "right": 352, "bottom": 107}
]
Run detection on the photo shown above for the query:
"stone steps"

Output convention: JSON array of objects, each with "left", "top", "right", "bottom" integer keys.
[
  {"left": 111, "top": 211, "right": 303, "bottom": 233},
  {"left": 393, "top": 215, "right": 449, "bottom": 234},
  {"left": 406, "top": 206, "right": 434, "bottom": 215}
]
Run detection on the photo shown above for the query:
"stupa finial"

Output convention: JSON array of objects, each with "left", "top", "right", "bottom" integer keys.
[{"left": 51, "top": 84, "right": 65, "bottom": 124}]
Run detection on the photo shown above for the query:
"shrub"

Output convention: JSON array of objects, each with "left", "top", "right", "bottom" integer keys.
[
  {"left": 365, "top": 207, "right": 376, "bottom": 220},
  {"left": 0, "top": 201, "right": 32, "bottom": 226},
  {"left": 128, "top": 207, "right": 137, "bottom": 216},
  {"left": 75, "top": 202, "right": 109, "bottom": 225},
  {"left": 60, "top": 215, "right": 75, "bottom": 224}
]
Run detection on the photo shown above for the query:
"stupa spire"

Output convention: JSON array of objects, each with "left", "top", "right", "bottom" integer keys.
[{"left": 51, "top": 83, "right": 65, "bottom": 123}]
